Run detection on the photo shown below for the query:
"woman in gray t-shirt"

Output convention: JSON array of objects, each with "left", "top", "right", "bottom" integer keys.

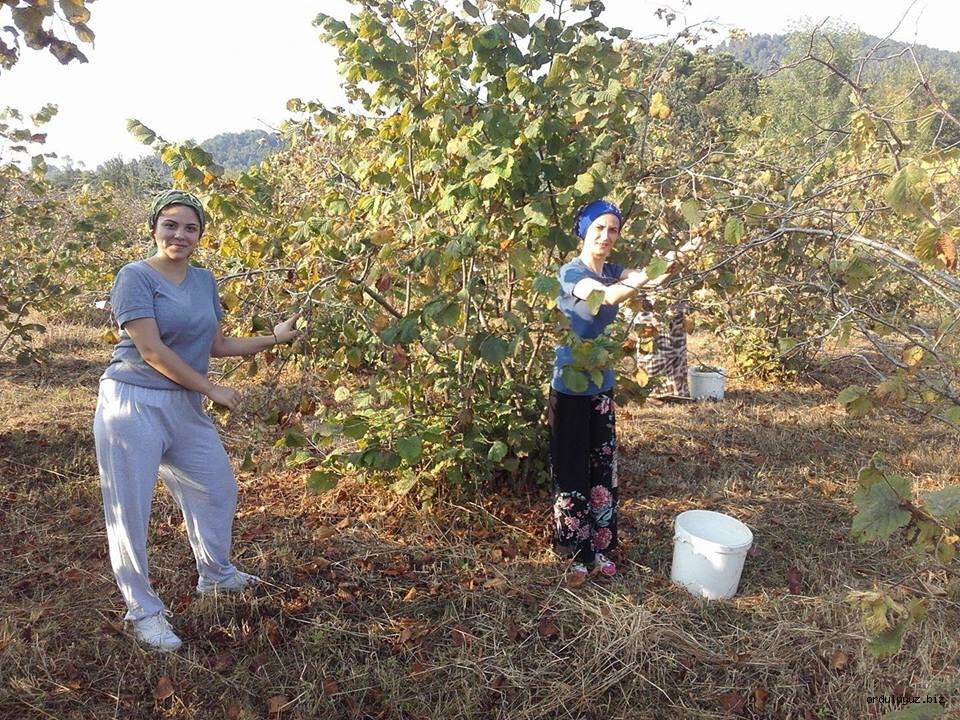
[{"left": 93, "top": 189, "right": 298, "bottom": 652}]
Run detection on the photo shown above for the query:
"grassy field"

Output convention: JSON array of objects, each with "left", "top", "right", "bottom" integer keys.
[{"left": 1, "top": 319, "right": 958, "bottom": 719}]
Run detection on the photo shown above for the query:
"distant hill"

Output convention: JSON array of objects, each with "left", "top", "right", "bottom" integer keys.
[
  {"left": 200, "top": 129, "right": 284, "bottom": 174},
  {"left": 49, "top": 129, "right": 286, "bottom": 189},
  {"left": 717, "top": 32, "right": 960, "bottom": 78}
]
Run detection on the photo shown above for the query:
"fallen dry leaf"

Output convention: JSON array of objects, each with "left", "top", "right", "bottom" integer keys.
[
  {"left": 718, "top": 690, "right": 745, "bottom": 715},
  {"left": 450, "top": 625, "right": 473, "bottom": 647},
  {"left": 211, "top": 652, "right": 233, "bottom": 673},
  {"left": 483, "top": 577, "right": 506, "bottom": 590},
  {"left": 409, "top": 662, "right": 431, "bottom": 676},
  {"left": 225, "top": 705, "right": 242, "bottom": 720},
  {"left": 153, "top": 676, "right": 175, "bottom": 702},
  {"left": 100, "top": 622, "right": 123, "bottom": 637},
  {"left": 402, "top": 587, "right": 418, "bottom": 602},
  {"left": 786, "top": 565, "right": 803, "bottom": 595},
  {"left": 537, "top": 618, "right": 560, "bottom": 639},
  {"left": 322, "top": 676, "right": 339, "bottom": 696},
  {"left": 753, "top": 687, "right": 769, "bottom": 711},
  {"left": 261, "top": 618, "right": 281, "bottom": 645},
  {"left": 267, "top": 695, "right": 288, "bottom": 715},
  {"left": 505, "top": 620, "right": 527, "bottom": 642},
  {"left": 830, "top": 649, "right": 849, "bottom": 671},
  {"left": 566, "top": 571, "right": 587, "bottom": 588},
  {"left": 313, "top": 526, "right": 338, "bottom": 541}
]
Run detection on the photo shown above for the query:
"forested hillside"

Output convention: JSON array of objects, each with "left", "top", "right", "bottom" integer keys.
[{"left": 720, "top": 30, "right": 960, "bottom": 78}]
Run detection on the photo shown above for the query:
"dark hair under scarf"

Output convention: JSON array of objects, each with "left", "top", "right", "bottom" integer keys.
[
  {"left": 573, "top": 198, "right": 622, "bottom": 239},
  {"left": 148, "top": 189, "right": 206, "bottom": 237}
]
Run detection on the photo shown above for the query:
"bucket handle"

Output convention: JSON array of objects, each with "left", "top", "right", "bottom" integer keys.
[{"left": 674, "top": 534, "right": 751, "bottom": 556}]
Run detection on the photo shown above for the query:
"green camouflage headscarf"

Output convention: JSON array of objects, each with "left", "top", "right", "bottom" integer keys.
[{"left": 148, "top": 189, "right": 206, "bottom": 236}]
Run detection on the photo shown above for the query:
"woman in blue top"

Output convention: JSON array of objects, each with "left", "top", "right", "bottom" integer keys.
[
  {"left": 94, "top": 190, "right": 299, "bottom": 651},
  {"left": 550, "top": 199, "right": 702, "bottom": 580}
]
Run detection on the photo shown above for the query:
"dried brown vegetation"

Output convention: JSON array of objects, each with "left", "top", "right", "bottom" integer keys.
[{"left": 1, "top": 322, "right": 958, "bottom": 719}]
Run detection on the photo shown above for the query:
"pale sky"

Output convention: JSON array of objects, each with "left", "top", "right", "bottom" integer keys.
[{"left": 0, "top": 0, "right": 956, "bottom": 169}]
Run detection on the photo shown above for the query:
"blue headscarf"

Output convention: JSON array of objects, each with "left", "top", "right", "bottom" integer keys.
[{"left": 574, "top": 199, "right": 622, "bottom": 239}]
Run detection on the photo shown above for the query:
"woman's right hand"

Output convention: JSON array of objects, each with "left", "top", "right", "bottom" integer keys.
[
  {"left": 207, "top": 384, "right": 241, "bottom": 411},
  {"left": 678, "top": 235, "right": 706, "bottom": 255}
]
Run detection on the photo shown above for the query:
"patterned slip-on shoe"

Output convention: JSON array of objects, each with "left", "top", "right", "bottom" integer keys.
[{"left": 594, "top": 553, "right": 617, "bottom": 577}]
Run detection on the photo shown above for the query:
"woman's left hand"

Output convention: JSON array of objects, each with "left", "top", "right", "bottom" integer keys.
[{"left": 272, "top": 314, "right": 301, "bottom": 345}]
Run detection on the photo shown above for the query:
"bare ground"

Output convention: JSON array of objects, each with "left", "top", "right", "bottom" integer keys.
[{"left": 1, "top": 321, "right": 958, "bottom": 719}]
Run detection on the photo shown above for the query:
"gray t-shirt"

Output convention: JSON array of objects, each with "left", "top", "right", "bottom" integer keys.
[{"left": 101, "top": 260, "right": 224, "bottom": 390}]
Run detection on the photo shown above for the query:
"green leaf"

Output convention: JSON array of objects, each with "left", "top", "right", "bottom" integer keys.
[
  {"left": 307, "top": 471, "right": 339, "bottom": 494},
  {"left": 914, "top": 226, "right": 940, "bottom": 262},
  {"left": 724, "top": 217, "right": 745, "bottom": 244},
  {"left": 342, "top": 415, "right": 368, "bottom": 440},
  {"left": 488, "top": 441, "right": 508, "bottom": 462},
  {"left": 363, "top": 449, "right": 402, "bottom": 471},
  {"left": 561, "top": 367, "right": 589, "bottom": 393},
  {"left": 574, "top": 172, "right": 595, "bottom": 195},
  {"left": 645, "top": 257, "right": 669, "bottom": 280},
  {"left": 838, "top": 385, "right": 873, "bottom": 417},
  {"left": 944, "top": 405, "right": 960, "bottom": 425},
  {"left": 866, "top": 618, "right": 911, "bottom": 659},
  {"left": 680, "top": 199, "right": 701, "bottom": 227},
  {"left": 923, "top": 486, "right": 960, "bottom": 523},
  {"left": 481, "top": 172, "right": 501, "bottom": 189},
  {"left": 852, "top": 470, "right": 912, "bottom": 542},
  {"left": 474, "top": 25, "right": 500, "bottom": 49},
  {"left": 126, "top": 118, "right": 157, "bottom": 145},
  {"left": 585, "top": 288, "right": 604, "bottom": 316},
  {"left": 285, "top": 450, "right": 313, "bottom": 467},
  {"left": 396, "top": 436, "right": 423, "bottom": 464},
  {"left": 283, "top": 429, "right": 307, "bottom": 448},
  {"left": 532, "top": 275, "right": 561, "bottom": 296},
  {"left": 479, "top": 336, "right": 509, "bottom": 364},
  {"left": 884, "top": 164, "right": 928, "bottom": 217},
  {"left": 837, "top": 385, "right": 867, "bottom": 404}
]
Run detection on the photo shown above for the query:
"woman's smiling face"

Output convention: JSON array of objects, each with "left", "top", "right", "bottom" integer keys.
[{"left": 152, "top": 204, "right": 202, "bottom": 262}]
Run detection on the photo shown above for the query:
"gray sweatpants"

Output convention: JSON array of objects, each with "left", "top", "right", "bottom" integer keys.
[{"left": 93, "top": 379, "right": 239, "bottom": 621}]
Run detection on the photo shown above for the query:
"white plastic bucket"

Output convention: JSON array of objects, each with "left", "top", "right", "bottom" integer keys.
[
  {"left": 670, "top": 510, "right": 753, "bottom": 600},
  {"left": 688, "top": 368, "right": 726, "bottom": 400}
]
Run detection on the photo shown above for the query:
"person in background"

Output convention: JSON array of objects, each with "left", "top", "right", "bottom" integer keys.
[
  {"left": 93, "top": 189, "right": 299, "bottom": 651},
  {"left": 634, "top": 298, "right": 690, "bottom": 398},
  {"left": 550, "top": 198, "right": 702, "bottom": 580}
]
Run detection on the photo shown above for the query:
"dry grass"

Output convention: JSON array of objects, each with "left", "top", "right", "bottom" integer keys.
[{"left": 1, "top": 324, "right": 958, "bottom": 719}]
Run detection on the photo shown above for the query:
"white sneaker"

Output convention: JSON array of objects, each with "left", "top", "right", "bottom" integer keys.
[
  {"left": 196, "top": 570, "right": 261, "bottom": 595},
  {"left": 131, "top": 613, "right": 182, "bottom": 652}
]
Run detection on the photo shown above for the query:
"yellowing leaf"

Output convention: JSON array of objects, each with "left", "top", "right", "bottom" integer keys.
[
  {"left": 901, "top": 345, "right": 924, "bottom": 367},
  {"left": 648, "top": 92, "right": 671, "bottom": 119}
]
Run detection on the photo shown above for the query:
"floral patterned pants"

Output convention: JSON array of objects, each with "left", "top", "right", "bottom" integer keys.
[{"left": 548, "top": 389, "right": 618, "bottom": 564}]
